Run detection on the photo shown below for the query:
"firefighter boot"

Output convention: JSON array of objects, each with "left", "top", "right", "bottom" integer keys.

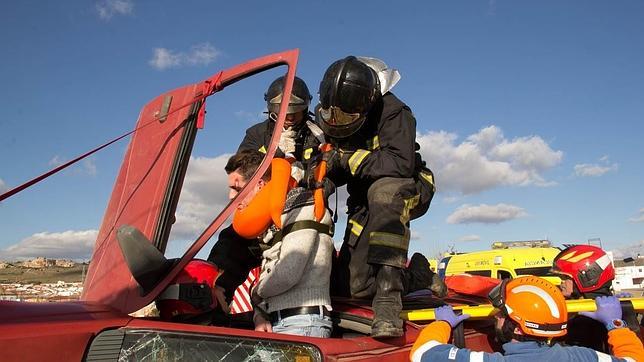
[{"left": 371, "top": 265, "right": 405, "bottom": 338}]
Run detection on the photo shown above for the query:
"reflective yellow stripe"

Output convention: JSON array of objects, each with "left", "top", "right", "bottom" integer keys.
[
  {"left": 348, "top": 149, "right": 371, "bottom": 176},
  {"left": 369, "top": 231, "right": 410, "bottom": 251},
  {"left": 349, "top": 219, "right": 363, "bottom": 236},
  {"left": 401, "top": 195, "right": 420, "bottom": 224},
  {"left": 420, "top": 171, "right": 436, "bottom": 192},
  {"left": 258, "top": 145, "right": 267, "bottom": 154},
  {"left": 368, "top": 135, "right": 379, "bottom": 150},
  {"left": 303, "top": 148, "right": 313, "bottom": 160}
]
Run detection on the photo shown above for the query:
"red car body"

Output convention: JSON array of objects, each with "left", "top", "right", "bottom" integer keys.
[{"left": 0, "top": 50, "right": 497, "bottom": 361}]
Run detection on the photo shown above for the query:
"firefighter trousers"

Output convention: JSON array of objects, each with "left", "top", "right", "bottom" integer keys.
[{"left": 332, "top": 176, "right": 433, "bottom": 300}]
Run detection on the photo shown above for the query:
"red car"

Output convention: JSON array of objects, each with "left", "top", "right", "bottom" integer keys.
[{"left": 0, "top": 50, "right": 499, "bottom": 361}]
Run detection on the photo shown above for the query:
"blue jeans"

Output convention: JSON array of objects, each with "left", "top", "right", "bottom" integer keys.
[{"left": 272, "top": 313, "right": 333, "bottom": 338}]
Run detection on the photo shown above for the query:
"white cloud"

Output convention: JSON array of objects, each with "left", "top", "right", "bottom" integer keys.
[
  {"left": 149, "top": 43, "right": 221, "bottom": 70},
  {"left": 96, "top": 0, "right": 133, "bottom": 20},
  {"left": 447, "top": 203, "right": 528, "bottom": 224},
  {"left": 234, "top": 110, "right": 266, "bottom": 124},
  {"left": 0, "top": 178, "right": 7, "bottom": 194},
  {"left": 417, "top": 125, "right": 563, "bottom": 195},
  {"left": 168, "top": 155, "right": 232, "bottom": 241},
  {"left": 49, "top": 155, "right": 97, "bottom": 176},
  {"left": 628, "top": 208, "right": 644, "bottom": 223},
  {"left": 0, "top": 230, "right": 97, "bottom": 260},
  {"left": 574, "top": 160, "right": 618, "bottom": 177},
  {"left": 456, "top": 234, "right": 481, "bottom": 242},
  {"left": 611, "top": 240, "right": 644, "bottom": 259}
]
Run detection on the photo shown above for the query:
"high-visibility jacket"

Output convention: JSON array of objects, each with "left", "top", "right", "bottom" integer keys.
[{"left": 410, "top": 320, "right": 644, "bottom": 362}]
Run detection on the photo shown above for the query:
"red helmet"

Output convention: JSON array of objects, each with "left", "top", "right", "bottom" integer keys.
[
  {"left": 551, "top": 245, "right": 614, "bottom": 293},
  {"left": 156, "top": 259, "right": 220, "bottom": 321}
]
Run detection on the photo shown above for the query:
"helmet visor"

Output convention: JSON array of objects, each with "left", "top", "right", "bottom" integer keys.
[
  {"left": 318, "top": 106, "right": 363, "bottom": 126},
  {"left": 488, "top": 280, "right": 506, "bottom": 309}
]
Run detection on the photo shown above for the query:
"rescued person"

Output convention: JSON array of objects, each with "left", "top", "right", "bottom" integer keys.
[{"left": 230, "top": 149, "right": 334, "bottom": 338}]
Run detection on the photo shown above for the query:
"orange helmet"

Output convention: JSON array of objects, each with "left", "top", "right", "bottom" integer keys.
[
  {"left": 489, "top": 276, "right": 567, "bottom": 338},
  {"left": 551, "top": 245, "right": 615, "bottom": 293}
]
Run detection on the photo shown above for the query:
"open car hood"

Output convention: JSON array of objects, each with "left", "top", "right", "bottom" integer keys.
[{"left": 81, "top": 50, "right": 300, "bottom": 314}]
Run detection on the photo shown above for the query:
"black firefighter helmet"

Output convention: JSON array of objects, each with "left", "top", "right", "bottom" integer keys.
[
  {"left": 264, "top": 75, "right": 312, "bottom": 115},
  {"left": 317, "top": 56, "right": 380, "bottom": 138}
]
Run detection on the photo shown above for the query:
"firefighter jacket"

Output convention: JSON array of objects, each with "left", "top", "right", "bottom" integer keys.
[
  {"left": 409, "top": 320, "right": 644, "bottom": 362},
  {"left": 329, "top": 92, "right": 434, "bottom": 209},
  {"left": 237, "top": 116, "right": 325, "bottom": 168}
]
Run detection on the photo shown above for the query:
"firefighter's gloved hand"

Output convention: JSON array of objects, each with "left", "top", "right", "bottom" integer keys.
[
  {"left": 580, "top": 296, "right": 622, "bottom": 325},
  {"left": 324, "top": 148, "right": 350, "bottom": 175},
  {"left": 435, "top": 305, "right": 470, "bottom": 328},
  {"left": 278, "top": 128, "right": 296, "bottom": 155}
]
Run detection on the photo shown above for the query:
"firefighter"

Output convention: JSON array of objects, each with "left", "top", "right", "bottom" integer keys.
[
  {"left": 410, "top": 276, "right": 644, "bottom": 361},
  {"left": 316, "top": 56, "right": 436, "bottom": 338},
  {"left": 237, "top": 75, "right": 325, "bottom": 168},
  {"left": 551, "top": 245, "right": 642, "bottom": 352}
]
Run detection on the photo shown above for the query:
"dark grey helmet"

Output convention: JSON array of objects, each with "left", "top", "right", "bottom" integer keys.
[
  {"left": 264, "top": 76, "right": 312, "bottom": 114},
  {"left": 317, "top": 56, "right": 380, "bottom": 138}
]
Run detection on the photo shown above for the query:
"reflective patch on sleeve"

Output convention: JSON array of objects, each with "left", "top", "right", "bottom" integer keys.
[
  {"left": 303, "top": 148, "right": 313, "bottom": 160},
  {"left": 348, "top": 149, "right": 371, "bottom": 176},
  {"left": 411, "top": 340, "right": 442, "bottom": 362},
  {"left": 258, "top": 145, "right": 267, "bottom": 154},
  {"left": 349, "top": 219, "right": 363, "bottom": 236},
  {"left": 448, "top": 346, "right": 458, "bottom": 360}
]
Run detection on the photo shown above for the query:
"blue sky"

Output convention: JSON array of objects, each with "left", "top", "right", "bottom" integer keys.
[{"left": 1, "top": 0, "right": 643, "bottom": 261}]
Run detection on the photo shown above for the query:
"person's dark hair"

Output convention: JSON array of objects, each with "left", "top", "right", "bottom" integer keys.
[{"left": 225, "top": 149, "right": 270, "bottom": 181}]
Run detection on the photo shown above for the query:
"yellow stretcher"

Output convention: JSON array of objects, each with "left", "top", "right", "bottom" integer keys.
[{"left": 402, "top": 297, "right": 644, "bottom": 321}]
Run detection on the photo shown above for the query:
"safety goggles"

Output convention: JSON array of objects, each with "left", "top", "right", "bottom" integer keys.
[{"left": 317, "top": 106, "right": 362, "bottom": 126}]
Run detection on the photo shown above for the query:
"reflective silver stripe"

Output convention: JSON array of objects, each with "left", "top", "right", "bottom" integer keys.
[
  {"left": 157, "top": 284, "right": 180, "bottom": 300},
  {"left": 348, "top": 149, "right": 371, "bottom": 176},
  {"left": 595, "top": 351, "right": 613, "bottom": 362},
  {"left": 469, "top": 351, "right": 484, "bottom": 362},
  {"left": 369, "top": 231, "right": 410, "bottom": 251},
  {"left": 411, "top": 340, "right": 442, "bottom": 362}
]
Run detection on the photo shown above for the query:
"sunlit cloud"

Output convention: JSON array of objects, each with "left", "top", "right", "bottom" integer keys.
[
  {"left": 611, "top": 240, "right": 644, "bottom": 259},
  {"left": 574, "top": 156, "right": 618, "bottom": 177},
  {"left": 149, "top": 43, "right": 221, "bottom": 70},
  {"left": 447, "top": 203, "right": 528, "bottom": 224},
  {"left": 627, "top": 208, "right": 644, "bottom": 223},
  {"left": 0, "top": 230, "right": 97, "bottom": 261},
  {"left": 417, "top": 125, "right": 563, "bottom": 195},
  {"left": 0, "top": 178, "right": 8, "bottom": 194},
  {"left": 456, "top": 234, "right": 481, "bottom": 242},
  {"left": 49, "top": 155, "right": 97, "bottom": 176},
  {"left": 96, "top": 0, "right": 133, "bottom": 21}
]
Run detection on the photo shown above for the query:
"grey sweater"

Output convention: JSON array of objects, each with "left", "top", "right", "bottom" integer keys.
[{"left": 254, "top": 187, "right": 333, "bottom": 314}]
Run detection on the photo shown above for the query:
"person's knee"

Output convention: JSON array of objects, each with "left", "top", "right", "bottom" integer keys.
[{"left": 367, "top": 177, "right": 414, "bottom": 205}]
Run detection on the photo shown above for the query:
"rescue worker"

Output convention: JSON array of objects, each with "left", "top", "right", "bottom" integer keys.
[
  {"left": 551, "top": 245, "right": 642, "bottom": 351},
  {"left": 229, "top": 150, "right": 334, "bottom": 337},
  {"left": 316, "top": 56, "right": 436, "bottom": 338},
  {"left": 410, "top": 276, "right": 644, "bottom": 361},
  {"left": 238, "top": 75, "right": 325, "bottom": 168},
  {"left": 208, "top": 75, "right": 324, "bottom": 310}
]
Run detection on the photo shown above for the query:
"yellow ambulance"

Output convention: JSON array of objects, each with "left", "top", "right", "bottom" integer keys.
[{"left": 436, "top": 240, "right": 561, "bottom": 284}]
